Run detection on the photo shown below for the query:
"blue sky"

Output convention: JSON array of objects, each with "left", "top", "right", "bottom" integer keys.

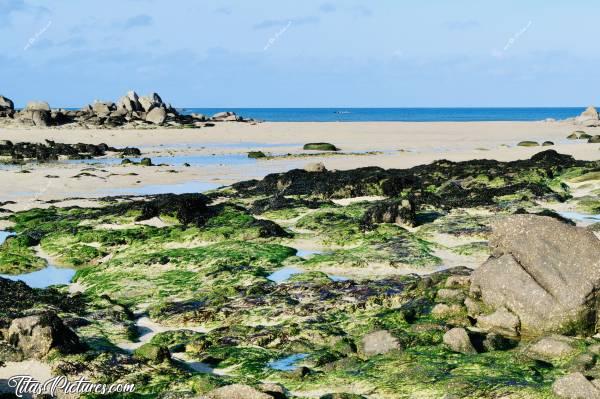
[{"left": 1, "top": 0, "right": 599, "bottom": 107}]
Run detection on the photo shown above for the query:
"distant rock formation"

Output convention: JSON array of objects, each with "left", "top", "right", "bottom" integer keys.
[
  {"left": 574, "top": 106, "right": 600, "bottom": 126},
  {"left": 0, "top": 92, "right": 253, "bottom": 129}
]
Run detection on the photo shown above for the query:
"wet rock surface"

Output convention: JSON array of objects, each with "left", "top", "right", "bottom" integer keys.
[{"left": 0, "top": 140, "right": 141, "bottom": 163}]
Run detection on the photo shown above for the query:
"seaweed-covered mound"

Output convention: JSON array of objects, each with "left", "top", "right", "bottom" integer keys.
[
  {"left": 0, "top": 140, "right": 140, "bottom": 162},
  {"left": 232, "top": 150, "right": 587, "bottom": 209}
]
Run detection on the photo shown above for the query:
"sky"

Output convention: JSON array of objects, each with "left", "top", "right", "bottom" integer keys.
[{"left": 1, "top": 0, "right": 599, "bottom": 108}]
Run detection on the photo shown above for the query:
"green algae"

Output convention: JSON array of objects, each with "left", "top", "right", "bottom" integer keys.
[{"left": 0, "top": 235, "right": 46, "bottom": 274}]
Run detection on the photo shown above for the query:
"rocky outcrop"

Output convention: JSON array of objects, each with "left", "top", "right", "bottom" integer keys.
[
  {"left": 0, "top": 91, "right": 252, "bottom": 129},
  {"left": 575, "top": 106, "right": 600, "bottom": 127},
  {"left": 470, "top": 215, "right": 600, "bottom": 336},
  {"left": 7, "top": 311, "right": 83, "bottom": 359},
  {"left": 0, "top": 140, "right": 141, "bottom": 162},
  {"left": 0, "top": 95, "right": 14, "bottom": 117}
]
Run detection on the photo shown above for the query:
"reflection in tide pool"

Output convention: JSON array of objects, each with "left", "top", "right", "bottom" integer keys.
[
  {"left": 0, "top": 231, "right": 15, "bottom": 245},
  {"left": 267, "top": 267, "right": 349, "bottom": 284},
  {"left": 267, "top": 354, "right": 308, "bottom": 371},
  {"left": 68, "top": 153, "right": 257, "bottom": 167},
  {"left": 0, "top": 265, "right": 76, "bottom": 288},
  {"left": 267, "top": 267, "right": 303, "bottom": 283},
  {"left": 559, "top": 212, "right": 600, "bottom": 223}
]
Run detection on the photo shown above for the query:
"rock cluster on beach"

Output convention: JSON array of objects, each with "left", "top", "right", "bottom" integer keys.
[
  {"left": 0, "top": 91, "right": 252, "bottom": 129},
  {"left": 0, "top": 140, "right": 141, "bottom": 162}
]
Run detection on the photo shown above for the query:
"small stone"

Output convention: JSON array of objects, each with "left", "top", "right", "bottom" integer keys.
[
  {"left": 205, "top": 384, "right": 274, "bottom": 399},
  {"left": 517, "top": 141, "right": 539, "bottom": 147},
  {"left": 304, "top": 162, "right": 327, "bottom": 173},
  {"left": 360, "top": 330, "right": 401, "bottom": 356},
  {"left": 445, "top": 275, "right": 471, "bottom": 288},
  {"left": 476, "top": 308, "right": 520, "bottom": 337},
  {"left": 527, "top": 335, "right": 578, "bottom": 363},
  {"left": 436, "top": 288, "right": 466, "bottom": 303},
  {"left": 443, "top": 327, "right": 477, "bottom": 354},
  {"left": 431, "top": 303, "right": 463, "bottom": 318}
]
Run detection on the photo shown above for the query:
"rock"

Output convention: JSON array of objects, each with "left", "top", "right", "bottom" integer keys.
[
  {"left": 257, "top": 383, "right": 286, "bottom": 399},
  {"left": 92, "top": 101, "right": 114, "bottom": 115},
  {"left": 527, "top": 335, "right": 578, "bottom": 362},
  {"left": 552, "top": 372, "right": 600, "bottom": 398},
  {"left": 443, "top": 328, "right": 477, "bottom": 354},
  {"left": 567, "top": 132, "right": 581, "bottom": 140},
  {"left": 517, "top": 141, "right": 539, "bottom": 147},
  {"left": 580, "top": 133, "right": 593, "bottom": 139},
  {"left": 191, "top": 113, "right": 207, "bottom": 121},
  {"left": 146, "top": 107, "right": 167, "bottom": 124},
  {"left": 139, "top": 93, "right": 163, "bottom": 112},
  {"left": 304, "top": 162, "right": 327, "bottom": 172},
  {"left": 205, "top": 384, "right": 274, "bottom": 399},
  {"left": 482, "top": 332, "right": 516, "bottom": 351},
  {"left": 360, "top": 330, "right": 401, "bottom": 355},
  {"left": 0, "top": 95, "right": 14, "bottom": 110},
  {"left": 589, "top": 135, "right": 600, "bottom": 144},
  {"left": 431, "top": 303, "right": 463, "bottom": 318},
  {"left": 248, "top": 151, "right": 267, "bottom": 159},
  {"left": 436, "top": 289, "right": 466, "bottom": 303},
  {"left": 476, "top": 308, "right": 520, "bottom": 337},
  {"left": 140, "top": 157, "right": 153, "bottom": 166},
  {"left": 445, "top": 275, "right": 471, "bottom": 288},
  {"left": 470, "top": 215, "right": 600, "bottom": 336},
  {"left": 25, "top": 101, "right": 50, "bottom": 112},
  {"left": 542, "top": 141, "right": 554, "bottom": 146},
  {"left": 303, "top": 142, "right": 339, "bottom": 151},
  {"left": 7, "top": 311, "right": 82, "bottom": 359},
  {"left": 464, "top": 297, "right": 483, "bottom": 317},
  {"left": 361, "top": 198, "right": 416, "bottom": 227},
  {"left": 133, "top": 343, "right": 171, "bottom": 364},
  {"left": 31, "top": 110, "right": 51, "bottom": 127},
  {"left": 212, "top": 111, "right": 236, "bottom": 121},
  {"left": 576, "top": 106, "right": 600, "bottom": 126}
]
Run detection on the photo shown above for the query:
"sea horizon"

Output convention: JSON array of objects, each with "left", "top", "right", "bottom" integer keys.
[{"left": 178, "top": 107, "right": 587, "bottom": 122}]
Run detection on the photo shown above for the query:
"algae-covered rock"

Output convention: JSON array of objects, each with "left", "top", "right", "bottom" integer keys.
[
  {"left": 303, "top": 143, "right": 339, "bottom": 151},
  {"left": 470, "top": 215, "right": 600, "bottom": 336},
  {"left": 542, "top": 141, "right": 554, "bottom": 146},
  {"left": 526, "top": 335, "right": 578, "bottom": 363},
  {"left": 476, "top": 308, "right": 520, "bottom": 338},
  {"left": 589, "top": 135, "right": 600, "bottom": 143},
  {"left": 248, "top": 151, "right": 266, "bottom": 159},
  {"left": 140, "top": 157, "right": 153, "bottom": 166},
  {"left": 133, "top": 342, "right": 171, "bottom": 364},
  {"left": 517, "top": 141, "right": 539, "bottom": 147},
  {"left": 8, "top": 311, "right": 83, "bottom": 359}
]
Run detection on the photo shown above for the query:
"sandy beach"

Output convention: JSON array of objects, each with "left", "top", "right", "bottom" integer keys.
[{"left": 2, "top": 121, "right": 598, "bottom": 211}]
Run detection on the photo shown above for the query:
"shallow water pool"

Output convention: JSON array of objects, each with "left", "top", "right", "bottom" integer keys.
[
  {"left": 267, "top": 353, "right": 308, "bottom": 371},
  {"left": 0, "top": 264, "right": 76, "bottom": 288}
]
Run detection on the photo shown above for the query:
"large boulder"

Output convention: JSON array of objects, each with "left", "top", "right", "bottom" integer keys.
[
  {"left": 146, "top": 107, "right": 167, "bottom": 124},
  {"left": 7, "top": 311, "right": 82, "bottom": 359},
  {"left": 576, "top": 106, "right": 600, "bottom": 127},
  {"left": 470, "top": 215, "right": 600, "bottom": 336},
  {"left": 92, "top": 101, "right": 115, "bottom": 115},
  {"left": 139, "top": 93, "right": 163, "bottom": 112},
  {"left": 25, "top": 101, "right": 50, "bottom": 112}
]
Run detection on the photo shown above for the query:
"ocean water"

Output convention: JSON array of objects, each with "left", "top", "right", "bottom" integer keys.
[{"left": 181, "top": 108, "right": 585, "bottom": 122}]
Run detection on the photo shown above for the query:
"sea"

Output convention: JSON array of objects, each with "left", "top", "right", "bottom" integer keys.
[{"left": 181, "top": 108, "right": 584, "bottom": 122}]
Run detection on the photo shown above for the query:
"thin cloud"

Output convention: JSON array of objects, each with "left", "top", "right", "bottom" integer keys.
[
  {"left": 319, "top": 3, "right": 336, "bottom": 13},
  {"left": 0, "top": 0, "right": 50, "bottom": 25},
  {"left": 214, "top": 7, "right": 232, "bottom": 15},
  {"left": 253, "top": 16, "right": 319, "bottom": 30},
  {"left": 116, "top": 14, "right": 153, "bottom": 30}
]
